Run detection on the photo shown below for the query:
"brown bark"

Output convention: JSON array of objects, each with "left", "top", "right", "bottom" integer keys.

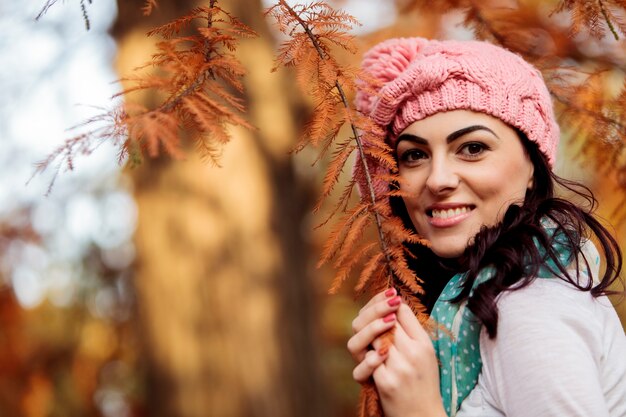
[{"left": 113, "top": 0, "right": 329, "bottom": 416}]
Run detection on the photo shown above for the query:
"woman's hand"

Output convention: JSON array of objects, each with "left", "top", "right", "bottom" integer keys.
[
  {"left": 347, "top": 288, "right": 446, "bottom": 417},
  {"left": 348, "top": 288, "right": 401, "bottom": 377}
]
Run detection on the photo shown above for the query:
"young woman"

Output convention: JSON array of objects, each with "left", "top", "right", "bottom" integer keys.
[{"left": 347, "top": 38, "right": 625, "bottom": 417}]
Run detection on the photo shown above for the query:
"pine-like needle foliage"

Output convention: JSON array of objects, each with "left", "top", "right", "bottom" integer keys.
[
  {"left": 34, "top": 1, "right": 256, "bottom": 192},
  {"left": 266, "top": 0, "right": 429, "bottom": 309},
  {"left": 266, "top": 2, "right": 429, "bottom": 416},
  {"left": 553, "top": 0, "right": 626, "bottom": 40}
]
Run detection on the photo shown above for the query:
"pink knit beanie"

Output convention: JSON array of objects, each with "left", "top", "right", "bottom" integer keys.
[{"left": 354, "top": 37, "right": 560, "bottom": 198}]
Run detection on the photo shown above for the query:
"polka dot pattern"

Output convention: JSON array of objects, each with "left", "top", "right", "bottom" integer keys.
[{"left": 431, "top": 270, "right": 489, "bottom": 416}]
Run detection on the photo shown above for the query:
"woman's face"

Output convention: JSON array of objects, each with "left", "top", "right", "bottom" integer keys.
[{"left": 396, "top": 110, "right": 535, "bottom": 258}]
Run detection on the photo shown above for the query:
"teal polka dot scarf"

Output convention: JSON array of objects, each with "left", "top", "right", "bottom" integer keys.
[{"left": 430, "top": 223, "right": 577, "bottom": 416}]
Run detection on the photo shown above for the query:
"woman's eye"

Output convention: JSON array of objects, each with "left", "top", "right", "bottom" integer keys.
[
  {"left": 460, "top": 142, "right": 487, "bottom": 157},
  {"left": 400, "top": 149, "right": 427, "bottom": 163}
]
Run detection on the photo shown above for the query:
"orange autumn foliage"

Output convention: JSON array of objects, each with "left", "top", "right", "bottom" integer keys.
[
  {"left": 265, "top": 1, "right": 430, "bottom": 302},
  {"left": 34, "top": 1, "right": 256, "bottom": 192}
]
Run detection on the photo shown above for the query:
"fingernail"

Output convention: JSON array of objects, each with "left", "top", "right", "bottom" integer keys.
[
  {"left": 387, "top": 296, "right": 401, "bottom": 307},
  {"left": 384, "top": 288, "right": 396, "bottom": 297},
  {"left": 383, "top": 313, "right": 396, "bottom": 323}
]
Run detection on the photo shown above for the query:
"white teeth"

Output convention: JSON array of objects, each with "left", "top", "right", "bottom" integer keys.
[{"left": 431, "top": 206, "right": 471, "bottom": 219}]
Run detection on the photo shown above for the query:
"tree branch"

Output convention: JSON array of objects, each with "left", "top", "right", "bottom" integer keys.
[{"left": 277, "top": 0, "right": 395, "bottom": 285}]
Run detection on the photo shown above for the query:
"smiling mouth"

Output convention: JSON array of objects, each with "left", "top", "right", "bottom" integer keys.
[{"left": 428, "top": 206, "right": 475, "bottom": 219}]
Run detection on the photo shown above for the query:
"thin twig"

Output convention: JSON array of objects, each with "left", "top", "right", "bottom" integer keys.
[
  {"left": 205, "top": 0, "right": 218, "bottom": 77},
  {"left": 35, "top": 0, "right": 60, "bottom": 20},
  {"left": 598, "top": 0, "right": 620, "bottom": 40}
]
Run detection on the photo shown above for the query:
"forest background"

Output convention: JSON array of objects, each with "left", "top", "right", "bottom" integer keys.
[{"left": 1, "top": 0, "right": 625, "bottom": 416}]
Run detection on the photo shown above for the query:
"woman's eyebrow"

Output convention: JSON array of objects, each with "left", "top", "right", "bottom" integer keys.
[
  {"left": 446, "top": 125, "right": 499, "bottom": 143},
  {"left": 396, "top": 133, "right": 428, "bottom": 145},
  {"left": 396, "top": 125, "right": 500, "bottom": 146}
]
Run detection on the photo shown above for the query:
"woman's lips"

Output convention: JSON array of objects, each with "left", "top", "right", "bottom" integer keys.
[{"left": 427, "top": 205, "right": 474, "bottom": 227}]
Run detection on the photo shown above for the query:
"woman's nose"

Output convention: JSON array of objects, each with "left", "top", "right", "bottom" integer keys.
[{"left": 425, "top": 157, "right": 459, "bottom": 195}]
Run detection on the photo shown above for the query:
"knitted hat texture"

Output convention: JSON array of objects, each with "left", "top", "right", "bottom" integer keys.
[{"left": 354, "top": 37, "right": 560, "bottom": 198}]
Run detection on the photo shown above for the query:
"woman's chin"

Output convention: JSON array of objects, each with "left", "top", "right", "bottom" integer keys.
[{"left": 429, "top": 240, "right": 467, "bottom": 259}]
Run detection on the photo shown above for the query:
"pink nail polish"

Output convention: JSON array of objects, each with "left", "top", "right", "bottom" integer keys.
[
  {"left": 383, "top": 313, "right": 396, "bottom": 323},
  {"left": 384, "top": 288, "right": 395, "bottom": 297},
  {"left": 387, "top": 296, "right": 401, "bottom": 307}
]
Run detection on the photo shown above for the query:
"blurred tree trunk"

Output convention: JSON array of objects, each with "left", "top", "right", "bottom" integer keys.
[{"left": 113, "top": 1, "right": 329, "bottom": 416}]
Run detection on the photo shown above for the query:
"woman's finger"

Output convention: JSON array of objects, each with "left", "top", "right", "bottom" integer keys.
[
  {"left": 359, "top": 287, "right": 397, "bottom": 312},
  {"left": 347, "top": 313, "right": 397, "bottom": 362},
  {"left": 395, "top": 303, "right": 430, "bottom": 342},
  {"left": 351, "top": 292, "right": 401, "bottom": 335},
  {"left": 352, "top": 349, "right": 388, "bottom": 383},
  {"left": 392, "top": 316, "right": 436, "bottom": 366}
]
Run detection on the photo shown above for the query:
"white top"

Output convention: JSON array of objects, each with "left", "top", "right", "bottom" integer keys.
[{"left": 457, "top": 250, "right": 626, "bottom": 416}]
